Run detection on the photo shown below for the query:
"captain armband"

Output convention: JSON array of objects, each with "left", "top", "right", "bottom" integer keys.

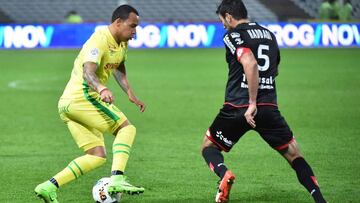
[{"left": 236, "top": 47, "right": 251, "bottom": 62}]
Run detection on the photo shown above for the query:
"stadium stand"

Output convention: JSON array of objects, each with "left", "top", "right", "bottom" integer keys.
[
  {"left": 129, "top": 0, "right": 278, "bottom": 22},
  {"left": 0, "top": 7, "right": 13, "bottom": 23},
  {"left": 0, "top": 0, "right": 116, "bottom": 23},
  {"left": 258, "top": 0, "right": 310, "bottom": 21},
  {"left": 0, "top": 0, "right": 357, "bottom": 24},
  {"left": 291, "top": 0, "right": 359, "bottom": 20},
  {"left": 0, "top": 0, "right": 278, "bottom": 23}
]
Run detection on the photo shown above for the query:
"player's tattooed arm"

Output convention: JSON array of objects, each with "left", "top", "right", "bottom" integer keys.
[
  {"left": 113, "top": 62, "right": 128, "bottom": 93},
  {"left": 113, "top": 62, "right": 146, "bottom": 112},
  {"left": 83, "top": 62, "right": 114, "bottom": 103},
  {"left": 83, "top": 62, "right": 102, "bottom": 91}
]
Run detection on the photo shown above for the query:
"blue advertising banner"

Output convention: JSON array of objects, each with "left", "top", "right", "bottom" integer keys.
[{"left": 0, "top": 22, "right": 359, "bottom": 49}]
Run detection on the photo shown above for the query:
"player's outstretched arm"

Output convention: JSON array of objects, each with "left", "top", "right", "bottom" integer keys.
[
  {"left": 113, "top": 63, "right": 146, "bottom": 112},
  {"left": 237, "top": 47, "right": 259, "bottom": 128},
  {"left": 83, "top": 61, "right": 114, "bottom": 104}
]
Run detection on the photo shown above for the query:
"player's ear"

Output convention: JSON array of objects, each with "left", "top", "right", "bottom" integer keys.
[
  {"left": 115, "top": 18, "right": 125, "bottom": 25},
  {"left": 225, "top": 13, "right": 231, "bottom": 24}
]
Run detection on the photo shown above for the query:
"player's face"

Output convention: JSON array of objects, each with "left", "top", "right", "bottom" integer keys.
[
  {"left": 219, "top": 14, "right": 231, "bottom": 30},
  {"left": 118, "top": 12, "right": 139, "bottom": 41}
]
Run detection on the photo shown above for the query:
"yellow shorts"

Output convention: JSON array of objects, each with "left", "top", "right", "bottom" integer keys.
[{"left": 58, "top": 94, "right": 127, "bottom": 151}]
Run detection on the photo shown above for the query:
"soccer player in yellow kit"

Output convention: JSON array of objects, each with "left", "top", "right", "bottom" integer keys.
[{"left": 35, "top": 5, "right": 145, "bottom": 202}]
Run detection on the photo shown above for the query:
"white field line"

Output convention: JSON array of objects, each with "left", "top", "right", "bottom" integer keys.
[{"left": 7, "top": 77, "right": 63, "bottom": 91}]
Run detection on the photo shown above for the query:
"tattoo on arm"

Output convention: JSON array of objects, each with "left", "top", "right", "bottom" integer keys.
[
  {"left": 83, "top": 62, "right": 104, "bottom": 92},
  {"left": 113, "top": 63, "right": 130, "bottom": 93}
]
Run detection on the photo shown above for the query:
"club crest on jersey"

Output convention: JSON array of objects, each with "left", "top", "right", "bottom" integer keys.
[
  {"left": 230, "top": 32, "right": 240, "bottom": 38},
  {"left": 229, "top": 32, "right": 244, "bottom": 45}
]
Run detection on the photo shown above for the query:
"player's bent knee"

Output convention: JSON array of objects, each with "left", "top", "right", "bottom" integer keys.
[
  {"left": 86, "top": 154, "right": 107, "bottom": 168},
  {"left": 116, "top": 124, "right": 136, "bottom": 135},
  {"left": 86, "top": 146, "right": 107, "bottom": 158},
  {"left": 201, "top": 137, "right": 220, "bottom": 154},
  {"left": 282, "top": 142, "right": 303, "bottom": 163},
  {"left": 202, "top": 146, "right": 222, "bottom": 160},
  {"left": 113, "top": 120, "right": 134, "bottom": 135},
  {"left": 126, "top": 124, "right": 136, "bottom": 131}
]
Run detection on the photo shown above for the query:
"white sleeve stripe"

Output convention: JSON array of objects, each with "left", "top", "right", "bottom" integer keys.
[{"left": 223, "top": 35, "right": 236, "bottom": 54}]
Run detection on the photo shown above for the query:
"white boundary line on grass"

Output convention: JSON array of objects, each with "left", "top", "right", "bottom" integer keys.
[{"left": 7, "top": 77, "right": 63, "bottom": 91}]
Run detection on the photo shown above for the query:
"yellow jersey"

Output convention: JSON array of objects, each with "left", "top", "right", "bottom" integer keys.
[{"left": 61, "top": 26, "right": 128, "bottom": 99}]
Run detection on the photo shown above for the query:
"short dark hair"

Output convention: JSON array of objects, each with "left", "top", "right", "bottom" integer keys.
[
  {"left": 111, "top": 5, "right": 139, "bottom": 22},
  {"left": 216, "top": 0, "right": 248, "bottom": 20}
]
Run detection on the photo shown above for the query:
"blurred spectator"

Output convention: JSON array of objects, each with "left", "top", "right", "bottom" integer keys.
[
  {"left": 339, "top": 0, "right": 353, "bottom": 21},
  {"left": 319, "top": 0, "right": 340, "bottom": 20},
  {"left": 65, "top": 10, "right": 83, "bottom": 23}
]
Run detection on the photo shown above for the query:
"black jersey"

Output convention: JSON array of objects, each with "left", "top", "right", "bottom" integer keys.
[{"left": 222, "top": 22, "right": 280, "bottom": 107}]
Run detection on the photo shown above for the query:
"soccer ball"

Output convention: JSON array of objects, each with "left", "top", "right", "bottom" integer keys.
[{"left": 92, "top": 177, "right": 122, "bottom": 203}]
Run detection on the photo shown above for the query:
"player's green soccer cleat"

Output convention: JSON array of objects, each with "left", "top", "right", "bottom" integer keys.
[
  {"left": 108, "top": 175, "right": 145, "bottom": 195},
  {"left": 34, "top": 181, "right": 59, "bottom": 203}
]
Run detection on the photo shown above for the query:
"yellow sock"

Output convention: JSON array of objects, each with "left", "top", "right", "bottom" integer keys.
[
  {"left": 111, "top": 125, "right": 136, "bottom": 172},
  {"left": 53, "top": 154, "right": 106, "bottom": 187}
]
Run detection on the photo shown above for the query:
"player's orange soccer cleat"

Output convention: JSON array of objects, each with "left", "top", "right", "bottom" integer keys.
[{"left": 215, "top": 170, "right": 236, "bottom": 203}]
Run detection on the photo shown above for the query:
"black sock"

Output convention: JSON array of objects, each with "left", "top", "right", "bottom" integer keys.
[
  {"left": 202, "top": 146, "right": 228, "bottom": 179},
  {"left": 292, "top": 157, "right": 326, "bottom": 203},
  {"left": 111, "top": 170, "right": 124, "bottom": 175},
  {"left": 49, "top": 178, "right": 59, "bottom": 188}
]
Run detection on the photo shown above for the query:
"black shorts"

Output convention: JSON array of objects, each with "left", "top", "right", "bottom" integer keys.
[{"left": 206, "top": 105, "right": 294, "bottom": 152}]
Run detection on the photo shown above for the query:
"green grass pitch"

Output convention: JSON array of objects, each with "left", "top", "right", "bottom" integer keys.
[{"left": 0, "top": 48, "right": 359, "bottom": 203}]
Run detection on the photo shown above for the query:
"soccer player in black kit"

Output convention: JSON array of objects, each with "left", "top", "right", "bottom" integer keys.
[{"left": 201, "top": 0, "right": 328, "bottom": 203}]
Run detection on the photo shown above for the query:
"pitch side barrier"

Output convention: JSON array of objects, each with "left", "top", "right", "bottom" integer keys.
[{"left": 0, "top": 22, "right": 359, "bottom": 49}]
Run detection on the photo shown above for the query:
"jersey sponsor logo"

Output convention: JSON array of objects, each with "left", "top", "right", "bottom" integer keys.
[
  {"left": 108, "top": 45, "right": 116, "bottom": 49},
  {"left": 241, "top": 82, "right": 273, "bottom": 89},
  {"left": 241, "top": 74, "right": 274, "bottom": 90},
  {"left": 104, "top": 63, "right": 120, "bottom": 70}
]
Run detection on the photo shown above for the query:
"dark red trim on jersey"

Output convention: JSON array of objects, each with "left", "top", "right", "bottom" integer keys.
[
  {"left": 236, "top": 47, "right": 251, "bottom": 63},
  {"left": 275, "top": 137, "right": 295, "bottom": 151},
  {"left": 206, "top": 130, "right": 229, "bottom": 152},
  {"left": 224, "top": 102, "right": 278, "bottom": 108}
]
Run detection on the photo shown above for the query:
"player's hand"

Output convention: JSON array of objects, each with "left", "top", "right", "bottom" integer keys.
[
  {"left": 100, "top": 88, "right": 114, "bottom": 104},
  {"left": 129, "top": 94, "right": 146, "bottom": 112},
  {"left": 244, "top": 103, "right": 257, "bottom": 128}
]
